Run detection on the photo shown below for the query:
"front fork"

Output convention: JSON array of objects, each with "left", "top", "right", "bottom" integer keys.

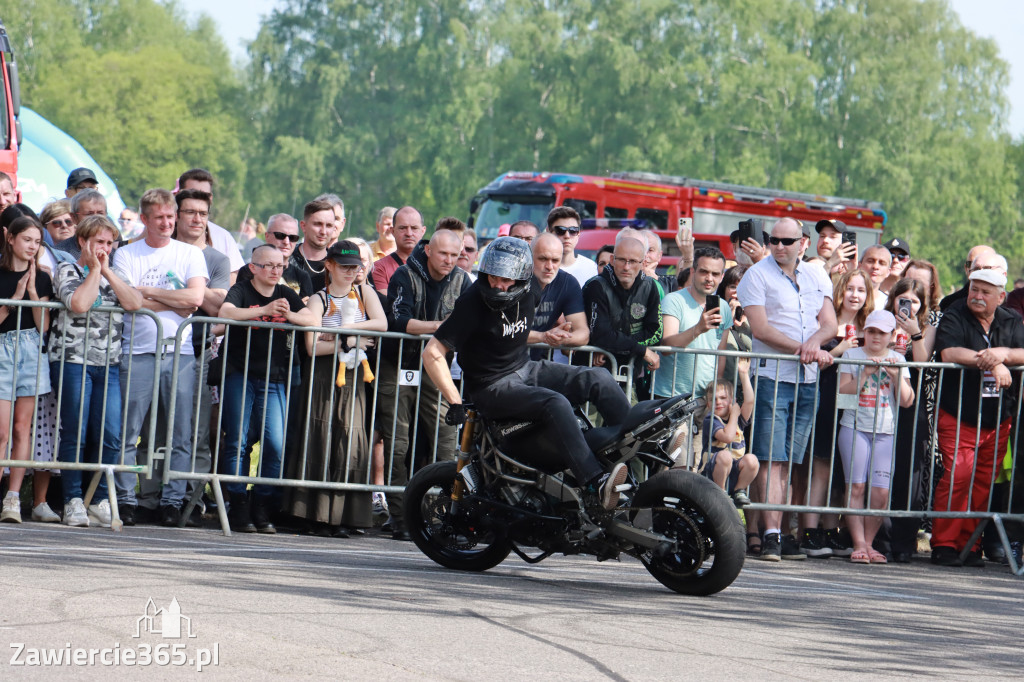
[{"left": 449, "top": 409, "right": 478, "bottom": 513}]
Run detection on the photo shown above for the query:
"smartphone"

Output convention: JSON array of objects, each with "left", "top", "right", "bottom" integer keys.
[
  {"left": 705, "top": 294, "right": 721, "bottom": 326},
  {"left": 677, "top": 217, "right": 693, "bottom": 234},
  {"left": 842, "top": 231, "right": 857, "bottom": 245},
  {"left": 737, "top": 219, "right": 763, "bottom": 245},
  {"left": 898, "top": 298, "right": 913, "bottom": 318}
]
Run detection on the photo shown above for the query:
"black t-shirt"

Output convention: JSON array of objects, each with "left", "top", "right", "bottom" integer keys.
[
  {"left": 222, "top": 280, "right": 306, "bottom": 383},
  {"left": 434, "top": 283, "right": 536, "bottom": 395},
  {"left": 933, "top": 299, "right": 1024, "bottom": 428},
  {"left": 290, "top": 248, "right": 327, "bottom": 292},
  {"left": 0, "top": 267, "right": 55, "bottom": 333}
]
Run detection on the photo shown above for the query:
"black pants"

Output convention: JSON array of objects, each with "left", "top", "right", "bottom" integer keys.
[
  {"left": 471, "top": 360, "right": 630, "bottom": 484},
  {"left": 890, "top": 412, "right": 929, "bottom": 555}
]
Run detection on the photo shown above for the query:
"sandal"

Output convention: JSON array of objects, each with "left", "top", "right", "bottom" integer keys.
[
  {"left": 868, "top": 549, "right": 888, "bottom": 564},
  {"left": 746, "top": 532, "right": 762, "bottom": 557},
  {"left": 850, "top": 549, "right": 870, "bottom": 564}
]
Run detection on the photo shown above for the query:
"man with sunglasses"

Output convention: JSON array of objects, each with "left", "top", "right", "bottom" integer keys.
[
  {"left": 238, "top": 213, "right": 314, "bottom": 298},
  {"left": 546, "top": 206, "right": 597, "bottom": 287},
  {"left": 737, "top": 217, "right": 836, "bottom": 561},
  {"left": 878, "top": 237, "right": 911, "bottom": 296}
]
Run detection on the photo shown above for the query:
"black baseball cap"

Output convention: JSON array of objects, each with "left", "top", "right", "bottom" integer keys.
[
  {"left": 884, "top": 237, "right": 910, "bottom": 256},
  {"left": 326, "top": 240, "right": 362, "bottom": 266},
  {"left": 66, "top": 167, "right": 98, "bottom": 189},
  {"left": 814, "top": 219, "right": 848, "bottom": 234}
]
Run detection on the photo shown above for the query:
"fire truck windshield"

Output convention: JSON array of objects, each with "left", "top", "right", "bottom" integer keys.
[{"left": 473, "top": 196, "right": 554, "bottom": 241}]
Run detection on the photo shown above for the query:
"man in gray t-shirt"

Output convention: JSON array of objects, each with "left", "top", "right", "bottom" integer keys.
[{"left": 172, "top": 189, "right": 230, "bottom": 523}]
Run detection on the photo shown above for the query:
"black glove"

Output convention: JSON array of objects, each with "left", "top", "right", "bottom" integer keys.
[{"left": 445, "top": 403, "right": 467, "bottom": 426}]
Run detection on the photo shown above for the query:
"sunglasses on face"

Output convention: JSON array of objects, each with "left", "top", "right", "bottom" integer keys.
[
  {"left": 890, "top": 251, "right": 909, "bottom": 261},
  {"left": 47, "top": 218, "right": 75, "bottom": 228},
  {"left": 768, "top": 236, "right": 800, "bottom": 246},
  {"left": 552, "top": 226, "right": 581, "bottom": 236},
  {"left": 271, "top": 231, "right": 300, "bottom": 242}
]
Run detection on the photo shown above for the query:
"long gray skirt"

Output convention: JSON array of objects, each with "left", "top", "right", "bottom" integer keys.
[{"left": 285, "top": 356, "right": 372, "bottom": 527}]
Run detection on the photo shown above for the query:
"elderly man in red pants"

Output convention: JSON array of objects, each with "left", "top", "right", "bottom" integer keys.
[{"left": 932, "top": 263, "right": 1024, "bottom": 566}]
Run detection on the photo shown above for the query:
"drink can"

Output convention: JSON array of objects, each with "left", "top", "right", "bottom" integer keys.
[
  {"left": 844, "top": 324, "right": 857, "bottom": 341},
  {"left": 895, "top": 331, "right": 909, "bottom": 353}
]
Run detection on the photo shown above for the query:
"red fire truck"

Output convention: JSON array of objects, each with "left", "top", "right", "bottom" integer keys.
[
  {"left": 467, "top": 171, "right": 886, "bottom": 268},
  {"left": 0, "top": 18, "right": 21, "bottom": 194}
]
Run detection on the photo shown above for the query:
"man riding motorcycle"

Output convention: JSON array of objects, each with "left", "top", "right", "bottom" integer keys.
[{"left": 422, "top": 237, "right": 632, "bottom": 509}]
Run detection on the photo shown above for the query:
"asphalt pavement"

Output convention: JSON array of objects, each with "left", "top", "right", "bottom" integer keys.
[{"left": 1, "top": 522, "right": 1021, "bottom": 680}]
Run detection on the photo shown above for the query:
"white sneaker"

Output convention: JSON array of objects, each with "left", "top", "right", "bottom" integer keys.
[
  {"left": 1, "top": 495, "right": 22, "bottom": 523},
  {"left": 372, "top": 492, "right": 389, "bottom": 516},
  {"left": 88, "top": 499, "right": 112, "bottom": 528},
  {"left": 63, "top": 498, "right": 90, "bottom": 527},
  {"left": 31, "top": 501, "right": 61, "bottom": 523}
]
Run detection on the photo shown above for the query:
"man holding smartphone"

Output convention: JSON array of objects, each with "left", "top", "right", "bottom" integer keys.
[
  {"left": 814, "top": 219, "right": 858, "bottom": 276},
  {"left": 653, "top": 247, "right": 732, "bottom": 467}
]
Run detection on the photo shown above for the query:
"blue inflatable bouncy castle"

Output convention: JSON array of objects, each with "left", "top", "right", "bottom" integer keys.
[{"left": 15, "top": 107, "right": 126, "bottom": 216}]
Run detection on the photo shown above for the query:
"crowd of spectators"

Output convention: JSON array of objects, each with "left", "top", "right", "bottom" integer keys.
[{"left": 0, "top": 167, "right": 1022, "bottom": 568}]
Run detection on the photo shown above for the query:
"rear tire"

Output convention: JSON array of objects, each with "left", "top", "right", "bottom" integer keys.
[
  {"left": 405, "top": 461, "right": 512, "bottom": 572},
  {"left": 631, "top": 469, "right": 745, "bottom": 596}
]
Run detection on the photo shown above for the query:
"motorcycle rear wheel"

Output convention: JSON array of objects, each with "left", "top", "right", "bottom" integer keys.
[
  {"left": 631, "top": 469, "right": 745, "bottom": 596},
  {"left": 406, "top": 461, "right": 512, "bottom": 572}
]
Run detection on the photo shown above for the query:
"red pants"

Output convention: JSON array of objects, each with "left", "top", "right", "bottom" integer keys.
[{"left": 931, "top": 410, "right": 1010, "bottom": 551}]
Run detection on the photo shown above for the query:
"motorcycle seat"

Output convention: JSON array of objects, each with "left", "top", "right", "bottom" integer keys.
[{"left": 583, "top": 394, "right": 692, "bottom": 453}]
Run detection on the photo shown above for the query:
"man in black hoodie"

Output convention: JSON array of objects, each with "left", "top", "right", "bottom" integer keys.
[{"left": 380, "top": 229, "right": 470, "bottom": 539}]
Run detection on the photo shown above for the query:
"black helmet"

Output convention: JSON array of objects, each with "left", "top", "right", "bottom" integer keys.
[{"left": 477, "top": 236, "right": 533, "bottom": 309}]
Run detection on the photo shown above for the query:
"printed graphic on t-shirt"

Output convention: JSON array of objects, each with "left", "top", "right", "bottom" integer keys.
[
  {"left": 858, "top": 368, "right": 892, "bottom": 411},
  {"left": 139, "top": 266, "right": 179, "bottom": 290},
  {"left": 248, "top": 305, "right": 288, "bottom": 324}
]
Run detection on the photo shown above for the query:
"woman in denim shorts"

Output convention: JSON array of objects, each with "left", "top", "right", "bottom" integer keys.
[{"left": 0, "top": 217, "right": 54, "bottom": 523}]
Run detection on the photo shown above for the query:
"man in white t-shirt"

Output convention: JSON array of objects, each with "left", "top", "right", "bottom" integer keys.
[
  {"left": 546, "top": 206, "right": 598, "bottom": 287},
  {"left": 112, "top": 188, "right": 209, "bottom": 527},
  {"left": 177, "top": 169, "right": 245, "bottom": 281}
]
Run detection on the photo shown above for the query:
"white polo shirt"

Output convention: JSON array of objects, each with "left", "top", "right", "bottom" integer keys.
[{"left": 736, "top": 256, "right": 832, "bottom": 383}]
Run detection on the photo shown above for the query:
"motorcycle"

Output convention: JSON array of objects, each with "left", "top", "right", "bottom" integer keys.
[{"left": 405, "top": 393, "right": 746, "bottom": 596}]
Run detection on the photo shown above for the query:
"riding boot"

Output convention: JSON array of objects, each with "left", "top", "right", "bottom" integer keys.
[{"left": 228, "top": 492, "right": 257, "bottom": 533}]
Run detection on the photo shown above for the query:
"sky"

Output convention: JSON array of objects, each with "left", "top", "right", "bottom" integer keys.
[{"left": 178, "top": 0, "right": 1024, "bottom": 138}]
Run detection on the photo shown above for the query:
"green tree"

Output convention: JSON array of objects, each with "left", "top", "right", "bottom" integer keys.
[{"left": 0, "top": 0, "right": 246, "bottom": 222}]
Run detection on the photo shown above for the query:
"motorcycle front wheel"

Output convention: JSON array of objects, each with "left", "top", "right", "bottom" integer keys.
[
  {"left": 630, "top": 469, "right": 746, "bottom": 596},
  {"left": 405, "top": 461, "right": 512, "bottom": 572}
]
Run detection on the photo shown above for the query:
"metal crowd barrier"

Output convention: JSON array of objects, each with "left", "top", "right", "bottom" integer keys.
[
  {"left": 648, "top": 343, "right": 1024, "bottom": 574},
  {"left": 162, "top": 317, "right": 622, "bottom": 536},
  {"left": 0, "top": 298, "right": 164, "bottom": 531},
  {"left": 3, "top": 294, "right": 1022, "bottom": 574}
]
